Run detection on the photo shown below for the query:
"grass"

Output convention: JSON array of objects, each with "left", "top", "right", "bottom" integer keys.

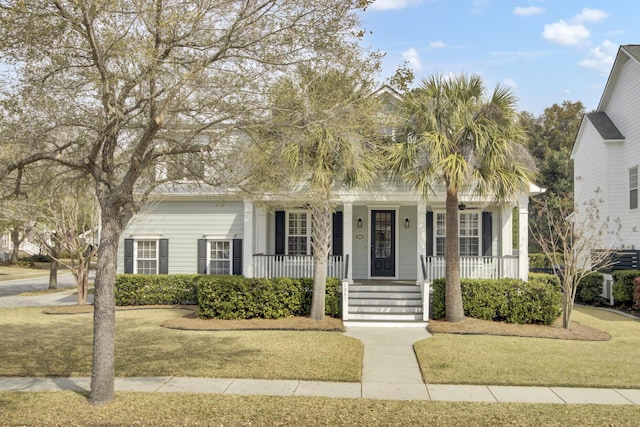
[
  {"left": 0, "top": 264, "right": 51, "bottom": 281},
  {"left": 1, "top": 392, "right": 639, "bottom": 426},
  {"left": 0, "top": 307, "right": 362, "bottom": 382},
  {"left": 416, "top": 306, "right": 640, "bottom": 388}
]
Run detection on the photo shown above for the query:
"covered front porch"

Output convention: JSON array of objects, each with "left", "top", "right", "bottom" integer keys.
[
  {"left": 251, "top": 254, "right": 519, "bottom": 283},
  {"left": 240, "top": 188, "right": 533, "bottom": 322}
]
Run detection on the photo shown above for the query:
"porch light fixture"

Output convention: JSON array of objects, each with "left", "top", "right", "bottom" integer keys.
[
  {"left": 357, "top": 217, "right": 363, "bottom": 228},
  {"left": 404, "top": 217, "right": 410, "bottom": 228},
  {"left": 458, "top": 203, "right": 466, "bottom": 210}
]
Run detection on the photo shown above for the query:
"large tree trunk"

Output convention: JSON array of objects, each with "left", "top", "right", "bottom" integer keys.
[
  {"left": 48, "top": 259, "right": 58, "bottom": 290},
  {"left": 445, "top": 189, "right": 465, "bottom": 322},
  {"left": 10, "top": 228, "right": 20, "bottom": 263},
  {"left": 48, "top": 240, "right": 60, "bottom": 290},
  {"left": 88, "top": 205, "right": 123, "bottom": 405},
  {"left": 310, "top": 203, "right": 332, "bottom": 321},
  {"left": 76, "top": 262, "right": 89, "bottom": 305}
]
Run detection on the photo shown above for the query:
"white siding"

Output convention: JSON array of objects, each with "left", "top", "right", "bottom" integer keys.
[
  {"left": 351, "top": 205, "right": 369, "bottom": 279},
  {"left": 398, "top": 206, "right": 417, "bottom": 280},
  {"left": 605, "top": 60, "right": 640, "bottom": 246},
  {"left": 575, "top": 56, "right": 640, "bottom": 249},
  {"left": 118, "top": 200, "right": 243, "bottom": 274}
]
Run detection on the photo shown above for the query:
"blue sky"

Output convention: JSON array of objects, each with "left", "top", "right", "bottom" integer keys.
[{"left": 360, "top": 0, "right": 640, "bottom": 115}]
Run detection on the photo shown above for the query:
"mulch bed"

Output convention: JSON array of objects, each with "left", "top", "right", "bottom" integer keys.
[
  {"left": 44, "top": 304, "right": 611, "bottom": 338},
  {"left": 427, "top": 316, "right": 611, "bottom": 341},
  {"left": 162, "top": 312, "right": 345, "bottom": 331},
  {"left": 43, "top": 304, "right": 345, "bottom": 331}
]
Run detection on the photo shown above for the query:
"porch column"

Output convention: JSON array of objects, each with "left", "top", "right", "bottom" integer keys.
[
  {"left": 501, "top": 204, "right": 513, "bottom": 256},
  {"left": 517, "top": 194, "right": 529, "bottom": 281},
  {"left": 254, "top": 205, "right": 267, "bottom": 254},
  {"left": 417, "top": 201, "right": 427, "bottom": 283},
  {"left": 243, "top": 200, "right": 254, "bottom": 278},
  {"left": 343, "top": 202, "right": 353, "bottom": 283}
]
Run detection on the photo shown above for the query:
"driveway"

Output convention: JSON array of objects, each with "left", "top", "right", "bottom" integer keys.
[{"left": 0, "top": 272, "right": 95, "bottom": 307}]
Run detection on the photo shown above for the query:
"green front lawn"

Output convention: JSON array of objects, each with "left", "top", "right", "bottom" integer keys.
[
  {"left": 0, "top": 307, "right": 362, "bottom": 382},
  {"left": 416, "top": 306, "right": 640, "bottom": 388}
]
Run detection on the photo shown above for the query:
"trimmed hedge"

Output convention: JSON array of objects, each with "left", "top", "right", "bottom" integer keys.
[
  {"left": 115, "top": 274, "right": 198, "bottom": 305},
  {"left": 576, "top": 272, "right": 604, "bottom": 304},
  {"left": 528, "top": 272, "right": 561, "bottom": 292},
  {"left": 431, "top": 278, "right": 561, "bottom": 325},
  {"left": 634, "top": 277, "right": 640, "bottom": 310},
  {"left": 612, "top": 270, "right": 640, "bottom": 306},
  {"left": 115, "top": 274, "right": 340, "bottom": 319},
  {"left": 195, "top": 275, "right": 340, "bottom": 319}
]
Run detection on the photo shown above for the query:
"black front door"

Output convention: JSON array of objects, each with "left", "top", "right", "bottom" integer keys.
[{"left": 371, "top": 210, "right": 395, "bottom": 277}]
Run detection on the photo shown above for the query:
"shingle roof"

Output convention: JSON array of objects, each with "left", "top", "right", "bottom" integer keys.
[
  {"left": 622, "top": 45, "right": 640, "bottom": 62},
  {"left": 586, "top": 111, "right": 625, "bottom": 140}
]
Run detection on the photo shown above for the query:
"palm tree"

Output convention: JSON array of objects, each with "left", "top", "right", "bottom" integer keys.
[
  {"left": 389, "top": 73, "right": 535, "bottom": 322},
  {"left": 255, "top": 65, "right": 382, "bottom": 320}
]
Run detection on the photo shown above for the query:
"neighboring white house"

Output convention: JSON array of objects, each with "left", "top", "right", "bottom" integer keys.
[
  {"left": 117, "top": 86, "right": 540, "bottom": 323},
  {"left": 571, "top": 44, "right": 640, "bottom": 300},
  {"left": 572, "top": 45, "right": 640, "bottom": 250}
]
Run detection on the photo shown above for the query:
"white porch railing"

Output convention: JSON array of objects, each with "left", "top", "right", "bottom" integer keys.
[
  {"left": 253, "top": 255, "right": 344, "bottom": 279},
  {"left": 423, "top": 256, "right": 519, "bottom": 282}
]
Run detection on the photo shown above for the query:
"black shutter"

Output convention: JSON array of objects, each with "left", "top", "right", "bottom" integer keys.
[
  {"left": 232, "top": 238, "right": 243, "bottom": 276},
  {"left": 482, "top": 212, "right": 492, "bottom": 257},
  {"left": 275, "top": 210, "right": 285, "bottom": 255},
  {"left": 332, "top": 212, "right": 343, "bottom": 256},
  {"left": 124, "top": 239, "right": 134, "bottom": 273},
  {"left": 158, "top": 239, "right": 169, "bottom": 274},
  {"left": 197, "top": 239, "right": 207, "bottom": 274},
  {"left": 426, "top": 212, "right": 434, "bottom": 257}
]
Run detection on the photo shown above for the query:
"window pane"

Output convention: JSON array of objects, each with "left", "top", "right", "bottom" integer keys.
[
  {"left": 136, "top": 240, "right": 157, "bottom": 274},
  {"left": 209, "top": 240, "right": 230, "bottom": 275},
  {"left": 436, "top": 237, "right": 445, "bottom": 256},
  {"left": 632, "top": 189, "right": 638, "bottom": 210},
  {"left": 137, "top": 260, "right": 157, "bottom": 275},
  {"left": 288, "top": 236, "right": 308, "bottom": 255},
  {"left": 288, "top": 212, "right": 309, "bottom": 255}
]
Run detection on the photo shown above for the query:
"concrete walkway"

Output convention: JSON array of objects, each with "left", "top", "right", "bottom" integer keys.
[
  {"left": 2, "top": 376, "right": 639, "bottom": 404},
  {"left": 1, "top": 283, "right": 639, "bottom": 404}
]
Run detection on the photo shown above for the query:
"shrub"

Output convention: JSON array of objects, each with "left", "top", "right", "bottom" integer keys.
[
  {"left": 528, "top": 273, "right": 561, "bottom": 292},
  {"left": 634, "top": 277, "right": 640, "bottom": 310},
  {"left": 431, "top": 278, "right": 561, "bottom": 325},
  {"left": 20, "top": 254, "right": 52, "bottom": 263},
  {"left": 612, "top": 270, "right": 640, "bottom": 306},
  {"left": 195, "top": 275, "right": 340, "bottom": 319},
  {"left": 576, "top": 272, "right": 603, "bottom": 304},
  {"left": 115, "top": 274, "right": 198, "bottom": 306},
  {"left": 529, "top": 253, "right": 564, "bottom": 269}
]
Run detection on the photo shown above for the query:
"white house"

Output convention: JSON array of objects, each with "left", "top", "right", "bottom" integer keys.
[
  {"left": 117, "top": 87, "right": 539, "bottom": 324},
  {"left": 572, "top": 45, "right": 640, "bottom": 252}
]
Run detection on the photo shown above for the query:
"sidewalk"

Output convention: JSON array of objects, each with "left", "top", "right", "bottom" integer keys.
[
  {"left": 1, "top": 376, "right": 639, "bottom": 404},
  {"left": 1, "top": 288, "right": 639, "bottom": 404}
]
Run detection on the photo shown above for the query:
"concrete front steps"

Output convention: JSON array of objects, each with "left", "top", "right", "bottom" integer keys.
[{"left": 344, "top": 281, "right": 427, "bottom": 327}]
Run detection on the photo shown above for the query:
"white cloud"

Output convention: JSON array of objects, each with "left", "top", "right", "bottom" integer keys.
[
  {"left": 579, "top": 40, "right": 618, "bottom": 75},
  {"left": 543, "top": 8, "right": 609, "bottom": 46},
  {"left": 514, "top": 6, "right": 545, "bottom": 16},
  {"left": 542, "top": 20, "right": 590, "bottom": 46},
  {"left": 402, "top": 48, "right": 423, "bottom": 72},
  {"left": 430, "top": 41, "right": 447, "bottom": 48},
  {"left": 369, "top": 0, "right": 422, "bottom": 11},
  {"left": 575, "top": 8, "right": 608, "bottom": 23},
  {"left": 503, "top": 78, "right": 517, "bottom": 88}
]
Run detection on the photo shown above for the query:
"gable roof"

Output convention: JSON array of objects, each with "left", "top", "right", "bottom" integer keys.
[
  {"left": 623, "top": 45, "right": 640, "bottom": 62},
  {"left": 585, "top": 112, "right": 625, "bottom": 140},
  {"left": 598, "top": 44, "right": 640, "bottom": 111}
]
